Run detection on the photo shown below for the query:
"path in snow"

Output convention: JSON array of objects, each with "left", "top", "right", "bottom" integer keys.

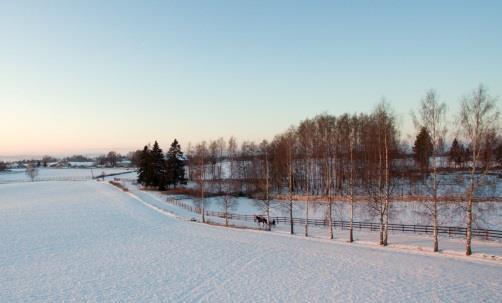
[{"left": 1, "top": 181, "right": 501, "bottom": 302}]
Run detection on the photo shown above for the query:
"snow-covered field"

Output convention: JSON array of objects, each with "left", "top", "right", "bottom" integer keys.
[
  {"left": 1, "top": 180, "right": 501, "bottom": 302},
  {"left": 175, "top": 195, "right": 502, "bottom": 230},
  {"left": 0, "top": 168, "right": 136, "bottom": 183},
  {"left": 132, "top": 186, "right": 502, "bottom": 257}
]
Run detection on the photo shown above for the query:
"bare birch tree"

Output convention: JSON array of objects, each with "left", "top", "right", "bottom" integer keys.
[
  {"left": 412, "top": 89, "right": 448, "bottom": 252},
  {"left": 286, "top": 128, "right": 297, "bottom": 235},
  {"left": 316, "top": 114, "right": 336, "bottom": 239},
  {"left": 25, "top": 164, "right": 38, "bottom": 182},
  {"left": 364, "top": 102, "right": 398, "bottom": 246},
  {"left": 298, "top": 118, "right": 315, "bottom": 237},
  {"left": 347, "top": 115, "right": 359, "bottom": 243},
  {"left": 219, "top": 137, "right": 238, "bottom": 226},
  {"left": 459, "top": 84, "right": 500, "bottom": 255},
  {"left": 259, "top": 140, "right": 274, "bottom": 231},
  {"left": 194, "top": 142, "right": 208, "bottom": 223}
]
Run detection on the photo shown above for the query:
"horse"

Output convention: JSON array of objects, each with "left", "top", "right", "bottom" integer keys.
[
  {"left": 254, "top": 215, "right": 267, "bottom": 227},
  {"left": 254, "top": 215, "right": 276, "bottom": 228}
]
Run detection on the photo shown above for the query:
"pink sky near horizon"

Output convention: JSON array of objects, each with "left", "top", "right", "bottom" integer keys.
[{"left": 2, "top": 1, "right": 500, "bottom": 158}]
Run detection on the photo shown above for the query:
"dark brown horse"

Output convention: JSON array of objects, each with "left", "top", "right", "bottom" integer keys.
[
  {"left": 255, "top": 215, "right": 276, "bottom": 227},
  {"left": 254, "top": 215, "right": 267, "bottom": 227}
]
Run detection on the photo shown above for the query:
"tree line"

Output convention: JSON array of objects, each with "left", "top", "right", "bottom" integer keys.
[{"left": 184, "top": 85, "right": 500, "bottom": 256}]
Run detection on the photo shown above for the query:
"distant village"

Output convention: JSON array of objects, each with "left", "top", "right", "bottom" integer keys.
[{"left": 0, "top": 151, "right": 136, "bottom": 170}]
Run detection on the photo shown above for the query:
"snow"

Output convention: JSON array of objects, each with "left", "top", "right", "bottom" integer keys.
[
  {"left": 0, "top": 167, "right": 136, "bottom": 183},
  {"left": 129, "top": 185, "right": 502, "bottom": 259},
  {"left": 1, "top": 180, "right": 501, "bottom": 302},
  {"left": 169, "top": 194, "right": 502, "bottom": 230},
  {"left": 68, "top": 161, "right": 96, "bottom": 167}
]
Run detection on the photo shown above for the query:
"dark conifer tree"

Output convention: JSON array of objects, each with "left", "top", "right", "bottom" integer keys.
[
  {"left": 165, "top": 139, "right": 186, "bottom": 188},
  {"left": 495, "top": 141, "right": 502, "bottom": 167},
  {"left": 413, "top": 126, "right": 433, "bottom": 176},
  {"left": 150, "top": 141, "right": 167, "bottom": 190},
  {"left": 463, "top": 146, "right": 472, "bottom": 165},
  {"left": 137, "top": 145, "right": 153, "bottom": 186},
  {"left": 448, "top": 138, "right": 464, "bottom": 168}
]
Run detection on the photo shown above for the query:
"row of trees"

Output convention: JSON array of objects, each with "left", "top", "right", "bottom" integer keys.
[
  {"left": 188, "top": 102, "right": 401, "bottom": 241},
  {"left": 447, "top": 137, "right": 502, "bottom": 169},
  {"left": 137, "top": 139, "right": 186, "bottom": 190},
  {"left": 186, "top": 85, "right": 500, "bottom": 255},
  {"left": 412, "top": 132, "right": 502, "bottom": 173},
  {"left": 4, "top": 153, "right": 130, "bottom": 168}
]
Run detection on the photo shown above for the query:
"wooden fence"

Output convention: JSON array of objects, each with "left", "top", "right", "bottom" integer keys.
[{"left": 165, "top": 198, "right": 502, "bottom": 240}]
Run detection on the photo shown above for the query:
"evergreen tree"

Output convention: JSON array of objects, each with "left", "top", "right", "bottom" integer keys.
[
  {"left": 137, "top": 145, "right": 153, "bottom": 186},
  {"left": 463, "top": 146, "right": 472, "bottom": 165},
  {"left": 413, "top": 127, "right": 433, "bottom": 175},
  {"left": 150, "top": 141, "right": 167, "bottom": 190},
  {"left": 448, "top": 138, "right": 465, "bottom": 168},
  {"left": 495, "top": 141, "right": 502, "bottom": 166},
  {"left": 165, "top": 139, "right": 186, "bottom": 188}
]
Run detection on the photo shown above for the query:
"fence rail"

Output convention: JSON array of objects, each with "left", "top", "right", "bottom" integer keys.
[{"left": 165, "top": 198, "right": 502, "bottom": 240}]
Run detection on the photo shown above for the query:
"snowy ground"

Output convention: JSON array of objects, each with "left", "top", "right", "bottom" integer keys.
[
  {"left": 162, "top": 193, "right": 502, "bottom": 230},
  {"left": 132, "top": 185, "right": 502, "bottom": 259},
  {"left": 0, "top": 167, "right": 136, "bottom": 183},
  {"left": 1, "top": 181, "right": 501, "bottom": 302}
]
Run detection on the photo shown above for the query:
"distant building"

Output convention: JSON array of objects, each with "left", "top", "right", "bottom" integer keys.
[{"left": 116, "top": 160, "right": 132, "bottom": 167}]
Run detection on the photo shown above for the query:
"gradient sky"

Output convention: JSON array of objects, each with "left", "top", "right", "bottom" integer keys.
[{"left": 1, "top": 1, "right": 501, "bottom": 157}]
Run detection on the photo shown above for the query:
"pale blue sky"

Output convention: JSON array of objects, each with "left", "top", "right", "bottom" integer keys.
[{"left": 0, "top": 1, "right": 501, "bottom": 156}]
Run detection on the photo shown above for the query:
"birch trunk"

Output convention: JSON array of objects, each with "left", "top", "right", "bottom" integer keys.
[
  {"left": 466, "top": 175, "right": 474, "bottom": 256},
  {"left": 349, "top": 133, "right": 354, "bottom": 243},
  {"left": 266, "top": 151, "right": 271, "bottom": 232},
  {"left": 383, "top": 132, "right": 389, "bottom": 246},
  {"left": 289, "top": 155, "right": 294, "bottom": 235},
  {"left": 201, "top": 153, "right": 205, "bottom": 224},
  {"left": 378, "top": 131, "right": 384, "bottom": 246},
  {"left": 305, "top": 160, "right": 310, "bottom": 237},
  {"left": 225, "top": 202, "right": 228, "bottom": 227},
  {"left": 328, "top": 191, "right": 333, "bottom": 240},
  {"left": 432, "top": 164, "right": 439, "bottom": 252}
]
